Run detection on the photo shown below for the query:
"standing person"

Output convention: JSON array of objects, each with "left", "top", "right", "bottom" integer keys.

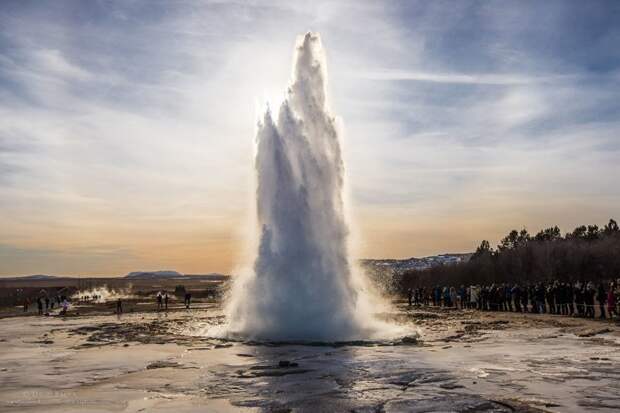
[
  {"left": 60, "top": 299, "right": 69, "bottom": 316},
  {"left": 164, "top": 292, "right": 169, "bottom": 311},
  {"left": 504, "top": 285, "right": 512, "bottom": 312},
  {"left": 433, "top": 287, "right": 440, "bottom": 307},
  {"left": 553, "top": 282, "right": 562, "bottom": 315},
  {"left": 457, "top": 285, "right": 465, "bottom": 309},
  {"left": 184, "top": 292, "right": 192, "bottom": 309},
  {"left": 607, "top": 283, "right": 617, "bottom": 319},
  {"left": 23, "top": 298, "right": 29, "bottom": 313},
  {"left": 469, "top": 285, "right": 479, "bottom": 310},
  {"left": 561, "top": 283, "right": 569, "bottom": 315},
  {"left": 442, "top": 287, "right": 450, "bottom": 307},
  {"left": 512, "top": 284, "right": 521, "bottom": 313},
  {"left": 464, "top": 286, "right": 471, "bottom": 309},
  {"left": 480, "top": 286, "right": 488, "bottom": 311},
  {"left": 556, "top": 283, "right": 565, "bottom": 315},
  {"left": 567, "top": 283, "right": 575, "bottom": 315},
  {"left": 546, "top": 284, "right": 555, "bottom": 314},
  {"left": 528, "top": 285, "right": 536, "bottom": 313},
  {"left": 585, "top": 283, "right": 595, "bottom": 318},
  {"left": 44, "top": 297, "right": 49, "bottom": 312},
  {"left": 489, "top": 285, "right": 497, "bottom": 311},
  {"left": 407, "top": 288, "right": 413, "bottom": 307},
  {"left": 520, "top": 285, "right": 529, "bottom": 313},
  {"left": 491, "top": 285, "right": 500, "bottom": 311},
  {"left": 449, "top": 287, "right": 457, "bottom": 308},
  {"left": 116, "top": 298, "right": 123, "bottom": 314},
  {"left": 596, "top": 283, "right": 607, "bottom": 319},
  {"left": 37, "top": 297, "right": 43, "bottom": 315},
  {"left": 581, "top": 283, "right": 589, "bottom": 317},
  {"left": 156, "top": 291, "right": 162, "bottom": 311},
  {"left": 536, "top": 284, "right": 546, "bottom": 314},
  {"left": 575, "top": 283, "right": 584, "bottom": 316}
]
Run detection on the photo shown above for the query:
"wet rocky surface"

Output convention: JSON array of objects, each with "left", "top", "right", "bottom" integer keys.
[{"left": 0, "top": 304, "right": 619, "bottom": 412}]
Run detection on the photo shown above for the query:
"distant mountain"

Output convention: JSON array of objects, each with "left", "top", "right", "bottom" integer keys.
[
  {"left": 360, "top": 253, "right": 472, "bottom": 274},
  {"left": 124, "top": 270, "right": 183, "bottom": 279},
  {"left": 184, "top": 273, "right": 230, "bottom": 280},
  {"left": 124, "top": 271, "right": 229, "bottom": 280},
  {"left": 9, "top": 274, "right": 59, "bottom": 280}
]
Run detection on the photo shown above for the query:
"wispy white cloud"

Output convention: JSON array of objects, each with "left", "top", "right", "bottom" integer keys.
[
  {"left": 30, "top": 49, "right": 93, "bottom": 81},
  {"left": 353, "top": 70, "right": 575, "bottom": 85}
]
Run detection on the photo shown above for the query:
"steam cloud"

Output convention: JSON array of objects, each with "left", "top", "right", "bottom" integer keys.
[{"left": 72, "top": 285, "right": 134, "bottom": 303}]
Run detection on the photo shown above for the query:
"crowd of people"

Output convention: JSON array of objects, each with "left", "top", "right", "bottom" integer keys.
[
  {"left": 156, "top": 291, "right": 169, "bottom": 311},
  {"left": 76, "top": 294, "right": 103, "bottom": 302},
  {"left": 23, "top": 289, "right": 195, "bottom": 316},
  {"left": 26, "top": 294, "right": 70, "bottom": 316},
  {"left": 155, "top": 290, "right": 192, "bottom": 310},
  {"left": 407, "top": 280, "right": 620, "bottom": 320}
]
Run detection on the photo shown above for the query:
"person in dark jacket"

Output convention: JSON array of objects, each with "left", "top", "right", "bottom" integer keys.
[
  {"left": 575, "top": 283, "right": 584, "bottom": 316},
  {"left": 521, "top": 286, "right": 529, "bottom": 313},
  {"left": 512, "top": 284, "right": 521, "bottom": 313},
  {"left": 596, "top": 283, "right": 607, "bottom": 319},
  {"left": 585, "top": 283, "right": 596, "bottom": 318}
]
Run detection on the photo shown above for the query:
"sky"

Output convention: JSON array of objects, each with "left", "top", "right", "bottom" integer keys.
[{"left": 1, "top": 0, "right": 619, "bottom": 276}]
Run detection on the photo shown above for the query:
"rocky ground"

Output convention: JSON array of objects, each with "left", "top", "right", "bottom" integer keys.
[{"left": 0, "top": 301, "right": 619, "bottom": 412}]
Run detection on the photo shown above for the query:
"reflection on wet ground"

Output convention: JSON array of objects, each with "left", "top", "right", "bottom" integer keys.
[{"left": 0, "top": 305, "right": 619, "bottom": 412}]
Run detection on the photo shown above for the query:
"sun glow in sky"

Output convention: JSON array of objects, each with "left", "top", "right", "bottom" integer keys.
[{"left": 1, "top": 1, "right": 619, "bottom": 276}]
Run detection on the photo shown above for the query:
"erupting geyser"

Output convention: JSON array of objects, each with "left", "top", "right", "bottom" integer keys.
[{"left": 223, "top": 33, "right": 395, "bottom": 341}]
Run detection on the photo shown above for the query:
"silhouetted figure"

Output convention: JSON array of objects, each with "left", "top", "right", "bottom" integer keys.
[
  {"left": 458, "top": 285, "right": 466, "bottom": 309},
  {"left": 561, "top": 283, "right": 569, "bottom": 315},
  {"left": 449, "top": 287, "right": 457, "bottom": 308},
  {"left": 44, "top": 297, "right": 49, "bottom": 312},
  {"left": 512, "top": 284, "right": 521, "bottom": 313},
  {"left": 546, "top": 285, "right": 555, "bottom": 314},
  {"left": 60, "top": 299, "right": 69, "bottom": 316},
  {"left": 185, "top": 292, "right": 192, "bottom": 309},
  {"left": 521, "top": 286, "right": 529, "bottom": 313},
  {"left": 575, "top": 283, "right": 584, "bottom": 316},
  {"left": 156, "top": 292, "right": 163, "bottom": 311},
  {"left": 585, "top": 283, "right": 596, "bottom": 318},
  {"left": 535, "top": 284, "right": 546, "bottom": 313},
  {"left": 164, "top": 292, "right": 169, "bottom": 310},
  {"left": 608, "top": 283, "right": 617, "bottom": 319},
  {"left": 37, "top": 298, "right": 43, "bottom": 315},
  {"left": 23, "top": 298, "right": 29, "bottom": 313},
  {"left": 116, "top": 298, "right": 123, "bottom": 314},
  {"left": 567, "top": 283, "right": 575, "bottom": 315},
  {"left": 597, "top": 283, "right": 607, "bottom": 319},
  {"left": 407, "top": 288, "right": 413, "bottom": 307}
]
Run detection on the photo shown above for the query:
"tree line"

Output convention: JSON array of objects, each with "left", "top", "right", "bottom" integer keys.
[{"left": 397, "top": 219, "right": 620, "bottom": 291}]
